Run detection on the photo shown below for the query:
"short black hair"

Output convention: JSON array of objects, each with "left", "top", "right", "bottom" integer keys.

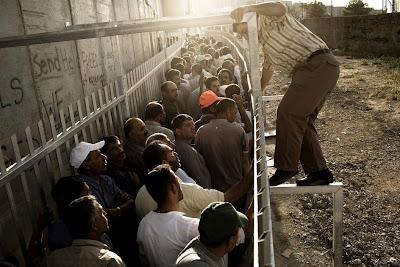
[
  {"left": 161, "top": 81, "right": 175, "bottom": 94},
  {"left": 145, "top": 164, "right": 176, "bottom": 205},
  {"left": 205, "top": 76, "right": 219, "bottom": 89},
  {"left": 216, "top": 98, "right": 236, "bottom": 114},
  {"left": 218, "top": 69, "right": 233, "bottom": 80},
  {"left": 145, "top": 102, "right": 164, "bottom": 120},
  {"left": 171, "top": 114, "right": 193, "bottom": 135},
  {"left": 192, "top": 63, "right": 202, "bottom": 75},
  {"left": 142, "top": 142, "right": 168, "bottom": 171},
  {"left": 166, "top": 69, "right": 181, "bottom": 81},
  {"left": 99, "top": 136, "right": 119, "bottom": 154},
  {"left": 52, "top": 176, "right": 85, "bottom": 219},
  {"left": 225, "top": 84, "right": 241, "bottom": 99},
  {"left": 64, "top": 195, "right": 98, "bottom": 239},
  {"left": 174, "top": 63, "right": 185, "bottom": 75},
  {"left": 220, "top": 46, "right": 231, "bottom": 56},
  {"left": 171, "top": 57, "right": 184, "bottom": 69}
]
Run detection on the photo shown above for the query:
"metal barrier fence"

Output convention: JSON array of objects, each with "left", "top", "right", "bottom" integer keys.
[
  {"left": 207, "top": 12, "right": 276, "bottom": 267},
  {"left": 0, "top": 12, "right": 343, "bottom": 267},
  {"left": 0, "top": 38, "right": 183, "bottom": 264}
]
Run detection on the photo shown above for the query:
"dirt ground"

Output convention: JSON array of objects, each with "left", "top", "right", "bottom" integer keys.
[{"left": 263, "top": 56, "right": 400, "bottom": 267}]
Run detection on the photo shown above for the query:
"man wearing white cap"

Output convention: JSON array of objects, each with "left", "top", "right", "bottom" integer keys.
[
  {"left": 70, "top": 141, "right": 133, "bottom": 215},
  {"left": 70, "top": 141, "right": 137, "bottom": 265}
]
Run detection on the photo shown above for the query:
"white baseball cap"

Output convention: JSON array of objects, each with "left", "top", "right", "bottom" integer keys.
[{"left": 70, "top": 141, "right": 105, "bottom": 168}]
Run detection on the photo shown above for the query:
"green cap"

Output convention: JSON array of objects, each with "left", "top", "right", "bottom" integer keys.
[{"left": 199, "top": 202, "right": 248, "bottom": 244}]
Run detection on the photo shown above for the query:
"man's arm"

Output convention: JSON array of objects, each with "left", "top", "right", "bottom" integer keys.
[
  {"left": 231, "top": 2, "right": 287, "bottom": 22},
  {"left": 261, "top": 64, "right": 274, "bottom": 90},
  {"left": 233, "top": 94, "right": 252, "bottom": 133},
  {"left": 224, "top": 152, "right": 251, "bottom": 203},
  {"left": 224, "top": 163, "right": 252, "bottom": 203}
]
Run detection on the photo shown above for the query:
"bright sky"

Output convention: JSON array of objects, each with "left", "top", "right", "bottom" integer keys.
[{"left": 295, "top": 0, "right": 383, "bottom": 10}]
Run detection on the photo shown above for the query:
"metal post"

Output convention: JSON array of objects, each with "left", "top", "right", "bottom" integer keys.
[
  {"left": 333, "top": 188, "right": 344, "bottom": 267},
  {"left": 246, "top": 12, "right": 275, "bottom": 267}
]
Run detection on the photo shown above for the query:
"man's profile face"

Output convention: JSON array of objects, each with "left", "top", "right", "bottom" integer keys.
[
  {"left": 161, "top": 144, "right": 181, "bottom": 171},
  {"left": 171, "top": 74, "right": 181, "bottom": 87},
  {"left": 129, "top": 119, "right": 149, "bottom": 145},
  {"left": 104, "top": 139, "right": 126, "bottom": 163},
  {"left": 177, "top": 119, "right": 196, "bottom": 141},
  {"left": 94, "top": 202, "right": 109, "bottom": 233},
  {"left": 209, "top": 80, "right": 220, "bottom": 94},
  {"left": 220, "top": 72, "right": 232, "bottom": 85},
  {"left": 166, "top": 83, "right": 179, "bottom": 102},
  {"left": 84, "top": 150, "right": 107, "bottom": 173}
]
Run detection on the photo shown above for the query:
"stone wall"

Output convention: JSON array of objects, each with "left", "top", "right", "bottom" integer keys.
[
  {"left": 303, "top": 13, "right": 400, "bottom": 56},
  {"left": 0, "top": 0, "right": 170, "bottom": 261},
  {"left": 0, "top": 0, "right": 164, "bottom": 158}
]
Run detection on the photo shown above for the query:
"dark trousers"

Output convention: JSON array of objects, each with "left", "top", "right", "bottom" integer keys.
[{"left": 274, "top": 53, "right": 340, "bottom": 174}]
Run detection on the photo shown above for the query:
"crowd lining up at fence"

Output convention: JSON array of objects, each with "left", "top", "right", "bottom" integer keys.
[{"left": 5, "top": 34, "right": 256, "bottom": 267}]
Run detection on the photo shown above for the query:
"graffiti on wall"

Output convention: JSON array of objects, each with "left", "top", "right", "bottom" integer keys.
[{"left": 0, "top": 77, "right": 24, "bottom": 109}]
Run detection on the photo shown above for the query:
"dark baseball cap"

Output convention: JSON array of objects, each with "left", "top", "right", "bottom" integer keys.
[{"left": 199, "top": 202, "right": 248, "bottom": 244}]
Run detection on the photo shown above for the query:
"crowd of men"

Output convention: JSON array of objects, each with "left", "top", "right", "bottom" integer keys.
[
  {"left": 0, "top": 2, "right": 341, "bottom": 266},
  {"left": 27, "top": 34, "right": 255, "bottom": 267}
]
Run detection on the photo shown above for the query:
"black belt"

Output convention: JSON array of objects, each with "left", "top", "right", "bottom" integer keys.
[{"left": 308, "top": 49, "right": 331, "bottom": 59}]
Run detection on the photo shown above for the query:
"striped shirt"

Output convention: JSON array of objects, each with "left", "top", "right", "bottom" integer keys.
[{"left": 258, "top": 11, "right": 328, "bottom": 72}]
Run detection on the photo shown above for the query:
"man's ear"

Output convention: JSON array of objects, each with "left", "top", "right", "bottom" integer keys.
[
  {"left": 170, "top": 181, "right": 178, "bottom": 195},
  {"left": 175, "top": 128, "right": 182, "bottom": 137}
]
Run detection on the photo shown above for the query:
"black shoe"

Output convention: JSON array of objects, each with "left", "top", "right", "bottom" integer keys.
[
  {"left": 269, "top": 170, "right": 298, "bottom": 186},
  {"left": 296, "top": 169, "right": 334, "bottom": 186}
]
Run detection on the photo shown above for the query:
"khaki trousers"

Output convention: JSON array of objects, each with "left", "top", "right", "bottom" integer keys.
[{"left": 274, "top": 53, "right": 340, "bottom": 173}]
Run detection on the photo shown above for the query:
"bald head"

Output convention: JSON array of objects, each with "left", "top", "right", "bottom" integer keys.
[
  {"left": 161, "top": 81, "right": 178, "bottom": 102},
  {"left": 124, "top": 117, "right": 148, "bottom": 145}
]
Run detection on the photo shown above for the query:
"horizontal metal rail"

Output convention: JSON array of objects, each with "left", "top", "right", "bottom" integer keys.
[
  {"left": 262, "top": 95, "right": 284, "bottom": 102},
  {"left": 0, "top": 14, "right": 232, "bottom": 48},
  {"left": 270, "top": 182, "right": 344, "bottom": 267},
  {"left": 270, "top": 182, "right": 343, "bottom": 195}
]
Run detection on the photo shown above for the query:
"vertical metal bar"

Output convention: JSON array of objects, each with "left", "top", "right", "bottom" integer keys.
[
  {"left": 25, "top": 127, "right": 46, "bottom": 207},
  {"left": 123, "top": 75, "right": 131, "bottom": 118},
  {"left": 246, "top": 12, "right": 275, "bottom": 267},
  {"left": 85, "top": 96, "right": 96, "bottom": 142},
  {"left": 105, "top": 85, "right": 116, "bottom": 135},
  {"left": 98, "top": 88, "right": 109, "bottom": 136},
  {"left": 11, "top": 134, "right": 35, "bottom": 226},
  {"left": 92, "top": 92, "right": 103, "bottom": 138},
  {"left": 69, "top": 104, "right": 80, "bottom": 145},
  {"left": 333, "top": 188, "right": 344, "bottom": 267},
  {"left": 5, "top": 183, "right": 28, "bottom": 261},
  {"left": 59, "top": 109, "right": 71, "bottom": 155},
  {"left": 77, "top": 99, "right": 88, "bottom": 141},
  {"left": 38, "top": 120, "right": 54, "bottom": 178},
  {"left": 0, "top": 148, "right": 6, "bottom": 175},
  {"left": 49, "top": 114, "right": 64, "bottom": 178}
]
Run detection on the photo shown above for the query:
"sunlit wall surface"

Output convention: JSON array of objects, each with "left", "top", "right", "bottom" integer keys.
[{"left": 188, "top": 0, "right": 258, "bottom": 15}]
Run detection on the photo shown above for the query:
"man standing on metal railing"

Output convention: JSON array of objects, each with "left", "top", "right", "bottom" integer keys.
[{"left": 231, "top": 2, "right": 340, "bottom": 186}]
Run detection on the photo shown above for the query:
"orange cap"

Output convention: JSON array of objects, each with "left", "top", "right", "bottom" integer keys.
[{"left": 199, "top": 90, "right": 221, "bottom": 109}]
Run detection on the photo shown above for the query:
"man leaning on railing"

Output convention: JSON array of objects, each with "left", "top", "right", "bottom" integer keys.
[{"left": 232, "top": 1, "right": 340, "bottom": 187}]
